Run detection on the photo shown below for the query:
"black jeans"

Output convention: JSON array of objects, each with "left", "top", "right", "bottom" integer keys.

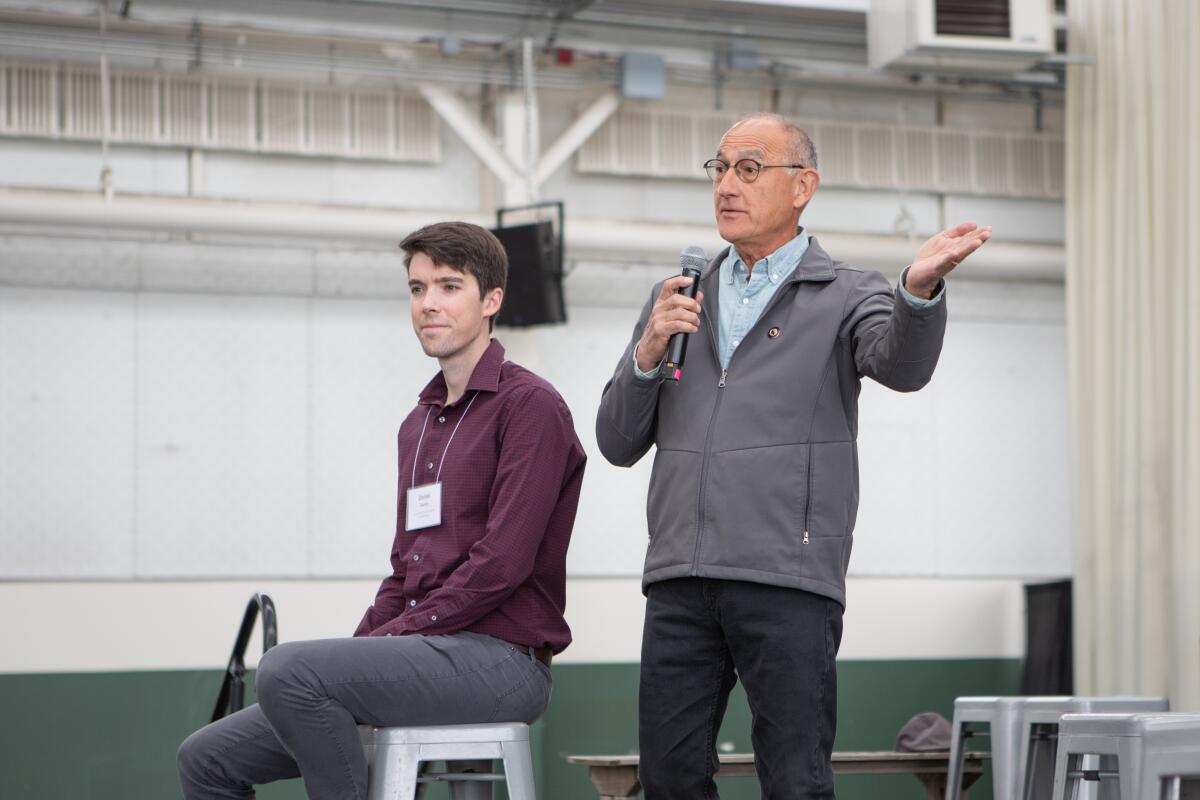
[{"left": 639, "top": 578, "right": 843, "bottom": 800}]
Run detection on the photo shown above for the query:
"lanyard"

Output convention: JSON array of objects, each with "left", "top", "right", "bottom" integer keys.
[{"left": 410, "top": 391, "right": 479, "bottom": 488}]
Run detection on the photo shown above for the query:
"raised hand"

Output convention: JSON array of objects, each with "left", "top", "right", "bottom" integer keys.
[{"left": 905, "top": 221, "right": 993, "bottom": 298}]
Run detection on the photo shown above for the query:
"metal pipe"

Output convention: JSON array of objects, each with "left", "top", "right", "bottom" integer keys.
[
  {"left": 0, "top": 188, "right": 1066, "bottom": 282},
  {"left": 521, "top": 36, "right": 537, "bottom": 202}
]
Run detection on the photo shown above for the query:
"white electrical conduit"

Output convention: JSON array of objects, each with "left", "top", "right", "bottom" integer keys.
[{"left": 0, "top": 188, "right": 1065, "bottom": 282}]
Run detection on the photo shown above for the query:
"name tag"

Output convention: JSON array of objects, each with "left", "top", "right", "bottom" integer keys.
[{"left": 406, "top": 482, "right": 442, "bottom": 531}]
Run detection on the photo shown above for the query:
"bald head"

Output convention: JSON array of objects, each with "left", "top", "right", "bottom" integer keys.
[{"left": 729, "top": 113, "right": 819, "bottom": 171}]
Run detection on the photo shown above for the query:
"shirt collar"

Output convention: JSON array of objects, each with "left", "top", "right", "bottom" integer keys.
[
  {"left": 418, "top": 338, "right": 506, "bottom": 406},
  {"left": 721, "top": 229, "right": 809, "bottom": 286}
]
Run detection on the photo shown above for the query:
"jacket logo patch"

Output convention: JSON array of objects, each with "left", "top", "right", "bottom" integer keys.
[{"left": 768, "top": 327, "right": 781, "bottom": 338}]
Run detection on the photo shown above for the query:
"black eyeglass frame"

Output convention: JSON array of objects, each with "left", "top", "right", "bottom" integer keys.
[{"left": 703, "top": 157, "right": 808, "bottom": 183}]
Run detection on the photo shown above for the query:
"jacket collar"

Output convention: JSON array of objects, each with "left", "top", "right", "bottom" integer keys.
[{"left": 701, "top": 227, "right": 837, "bottom": 287}]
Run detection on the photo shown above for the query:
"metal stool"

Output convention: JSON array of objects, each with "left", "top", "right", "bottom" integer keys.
[
  {"left": 1018, "top": 697, "right": 1169, "bottom": 800},
  {"left": 360, "top": 722, "right": 536, "bottom": 800},
  {"left": 946, "top": 696, "right": 1028, "bottom": 800},
  {"left": 1050, "top": 712, "right": 1200, "bottom": 799}
]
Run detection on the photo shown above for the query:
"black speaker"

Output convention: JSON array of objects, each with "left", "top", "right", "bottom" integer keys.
[{"left": 491, "top": 219, "right": 566, "bottom": 327}]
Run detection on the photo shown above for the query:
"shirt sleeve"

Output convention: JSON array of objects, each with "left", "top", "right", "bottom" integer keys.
[
  {"left": 368, "top": 386, "right": 581, "bottom": 637},
  {"left": 898, "top": 265, "right": 946, "bottom": 308},
  {"left": 632, "top": 343, "right": 663, "bottom": 380},
  {"left": 353, "top": 571, "right": 406, "bottom": 636}
]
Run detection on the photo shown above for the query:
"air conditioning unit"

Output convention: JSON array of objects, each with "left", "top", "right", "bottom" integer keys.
[{"left": 869, "top": 0, "right": 1053, "bottom": 74}]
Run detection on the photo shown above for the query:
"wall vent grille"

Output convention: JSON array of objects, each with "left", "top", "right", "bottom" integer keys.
[
  {"left": 935, "top": 0, "right": 1012, "bottom": 38},
  {"left": 0, "top": 60, "right": 439, "bottom": 163},
  {"left": 7, "top": 61, "right": 58, "bottom": 136},
  {"left": 578, "top": 107, "right": 1064, "bottom": 199},
  {"left": 63, "top": 65, "right": 104, "bottom": 139}
]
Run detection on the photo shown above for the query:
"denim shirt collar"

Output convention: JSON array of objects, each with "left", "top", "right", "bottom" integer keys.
[{"left": 721, "top": 229, "right": 811, "bottom": 287}]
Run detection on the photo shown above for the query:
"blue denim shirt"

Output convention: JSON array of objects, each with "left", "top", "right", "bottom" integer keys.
[
  {"left": 635, "top": 233, "right": 944, "bottom": 378},
  {"left": 716, "top": 233, "right": 811, "bottom": 369}
]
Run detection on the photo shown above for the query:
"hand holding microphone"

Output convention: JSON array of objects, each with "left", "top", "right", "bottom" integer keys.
[{"left": 635, "top": 246, "right": 708, "bottom": 380}]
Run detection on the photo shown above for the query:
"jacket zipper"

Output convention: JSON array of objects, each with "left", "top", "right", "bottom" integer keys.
[
  {"left": 691, "top": 303, "right": 725, "bottom": 572},
  {"left": 802, "top": 445, "right": 813, "bottom": 544},
  {"left": 691, "top": 259, "right": 828, "bottom": 564},
  {"left": 691, "top": 368, "right": 726, "bottom": 571}
]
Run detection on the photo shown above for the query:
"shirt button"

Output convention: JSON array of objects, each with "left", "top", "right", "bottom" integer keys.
[
  {"left": 437, "top": 416, "right": 446, "bottom": 423},
  {"left": 732, "top": 340, "right": 740, "bottom": 347},
  {"left": 409, "top": 599, "right": 417, "bottom": 607},
  {"left": 430, "top": 615, "right": 438, "bottom": 622},
  {"left": 412, "top": 554, "right": 420, "bottom": 561},
  {"left": 385, "top": 633, "right": 392, "bottom": 637},
  {"left": 426, "top": 462, "right": 434, "bottom": 470},
  {"left": 741, "top": 297, "right": 750, "bottom": 305}
]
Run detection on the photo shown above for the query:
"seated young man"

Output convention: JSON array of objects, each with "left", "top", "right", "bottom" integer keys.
[{"left": 178, "top": 221, "right": 586, "bottom": 800}]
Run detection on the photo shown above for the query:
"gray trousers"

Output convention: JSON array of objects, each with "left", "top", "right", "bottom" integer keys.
[{"left": 178, "top": 631, "right": 552, "bottom": 800}]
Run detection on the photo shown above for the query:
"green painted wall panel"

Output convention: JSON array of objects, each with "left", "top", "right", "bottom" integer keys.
[{"left": 0, "top": 659, "right": 1018, "bottom": 799}]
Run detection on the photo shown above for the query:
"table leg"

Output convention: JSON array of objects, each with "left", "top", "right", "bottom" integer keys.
[
  {"left": 917, "top": 769, "right": 981, "bottom": 800},
  {"left": 587, "top": 765, "right": 642, "bottom": 799}
]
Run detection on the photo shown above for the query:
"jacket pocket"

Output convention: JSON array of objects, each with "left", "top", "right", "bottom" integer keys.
[
  {"left": 645, "top": 449, "right": 701, "bottom": 571},
  {"left": 800, "top": 441, "right": 858, "bottom": 589},
  {"left": 699, "top": 443, "right": 808, "bottom": 575},
  {"left": 804, "top": 441, "right": 856, "bottom": 538}
]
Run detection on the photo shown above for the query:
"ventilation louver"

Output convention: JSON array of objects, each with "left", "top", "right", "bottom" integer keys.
[
  {"left": 577, "top": 107, "right": 1063, "bottom": 200},
  {"left": 0, "top": 59, "right": 439, "bottom": 163}
]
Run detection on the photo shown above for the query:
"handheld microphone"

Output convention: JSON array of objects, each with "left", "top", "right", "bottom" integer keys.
[{"left": 664, "top": 246, "right": 708, "bottom": 381}]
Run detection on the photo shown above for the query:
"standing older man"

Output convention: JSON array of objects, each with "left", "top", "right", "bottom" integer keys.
[{"left": 596, "top": 113, "right": 991, "bottom": 799}]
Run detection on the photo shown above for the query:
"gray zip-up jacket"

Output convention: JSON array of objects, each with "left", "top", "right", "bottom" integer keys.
[{"left": 595, "top": 236, "right": 948, "bottom": 607}]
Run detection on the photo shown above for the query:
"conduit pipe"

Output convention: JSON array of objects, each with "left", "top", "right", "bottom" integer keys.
[{"left": 0, "top": 188, "right": 1064, "bottom": 282}]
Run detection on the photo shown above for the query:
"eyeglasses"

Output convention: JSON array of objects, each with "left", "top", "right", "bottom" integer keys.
[{"left": 703, "top": 158, "right": 807, "bottom": 183}]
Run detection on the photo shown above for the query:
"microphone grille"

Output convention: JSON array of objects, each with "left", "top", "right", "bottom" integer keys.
[{"left": 680, "top": 245, "right": 708, "bottom": 271}]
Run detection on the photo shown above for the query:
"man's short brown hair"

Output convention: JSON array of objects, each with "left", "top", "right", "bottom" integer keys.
[{"left": 399, "top": 221, "right": 509, "bottom": 297}]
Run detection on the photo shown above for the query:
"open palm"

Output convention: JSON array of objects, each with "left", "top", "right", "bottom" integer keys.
[{"left": 907, "top": 221, "right": 993, "bottom": 296}]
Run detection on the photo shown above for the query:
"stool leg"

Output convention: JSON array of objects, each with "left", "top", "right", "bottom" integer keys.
[
  {"left": 369, "top": 743, "right": 423, "bottom": 800},
  {"left": 447, "top": 760, "right": 494, "bottom": 800},
  {"left": 1025, "top": 726, "right": 1059, "bottom": 800},
  {"left": 946, "top": 722, "right": 968, "bottom": 800},
  {"left": 1022, "top": 726, "right": 1039, "bottom": 800},
  {"left": 1117, "top": 737, "right": 1140, "bottom": 800},
  {"left": 500, "top": 739, "right": 537, "bottom": 800},
  {"left": 993, "top": 713, "right": 1020, "bottom": 800},
  {"left": 1051, "top": 747, "right": 1076, "bottom": 800},
  {"left": 1093, "top": 753, "right": 1117, "bottom": 800}
]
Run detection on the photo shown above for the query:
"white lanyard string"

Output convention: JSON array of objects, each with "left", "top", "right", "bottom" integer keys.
[{"left": 410, "top": 391, "right": 480, "bottom": 488}]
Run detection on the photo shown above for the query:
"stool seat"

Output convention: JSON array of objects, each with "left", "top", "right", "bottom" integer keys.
[
  {"left": 361, "top": 722, "right": 536, "bottom": 800},
  {"left": 374, "top": 723, "right": 532, "bottom": 745},
  {"left": 1057, "top": 712, "right": 1200, "bottom": 740}
]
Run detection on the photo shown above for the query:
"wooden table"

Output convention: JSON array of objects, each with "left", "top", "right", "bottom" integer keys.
[{"left": 567, "top": 751, "right": 989, "bottom": 800}]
